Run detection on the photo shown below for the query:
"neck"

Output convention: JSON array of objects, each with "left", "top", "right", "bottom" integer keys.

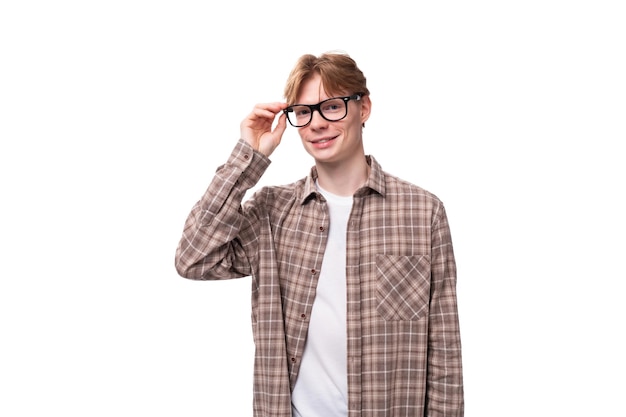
[{"left": 315, "top": 157, "right": 370, "bottom": 197}]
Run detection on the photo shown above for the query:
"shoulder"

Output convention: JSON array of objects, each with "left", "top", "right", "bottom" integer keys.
[
  {"left": 383, "top": 171, "right": 443, "bottom": 205},
  {"left": 249, "top": 176, "right": 309, "bottom": 207},
  {"left": 368, "top": 155, "right": 442, "bottom": 204}
]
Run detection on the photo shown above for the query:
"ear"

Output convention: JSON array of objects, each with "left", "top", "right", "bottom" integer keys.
[{"left": 360, "top": 95, "right": 372, "bottom": 127}]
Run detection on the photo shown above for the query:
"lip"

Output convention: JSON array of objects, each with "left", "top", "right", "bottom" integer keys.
[{"left": 309, "top": 135, "right": 338, "bottom": 144}]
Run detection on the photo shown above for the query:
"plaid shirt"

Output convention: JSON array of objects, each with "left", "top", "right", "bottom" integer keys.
[{"left": 175, "top": 139, "right": 464, "bottom": 417}]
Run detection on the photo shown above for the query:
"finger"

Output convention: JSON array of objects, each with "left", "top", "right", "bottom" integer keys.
[
  {"left": 273, "top": 112, "right": 287, "bottom": 137},
  {"left": 262, "top": 102, "right": 288, "bottom": 112}
]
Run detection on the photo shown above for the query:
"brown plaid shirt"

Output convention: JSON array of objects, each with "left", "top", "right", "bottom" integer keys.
[{"left": 175, "top": 139, "right": 464, "bottom": 417}]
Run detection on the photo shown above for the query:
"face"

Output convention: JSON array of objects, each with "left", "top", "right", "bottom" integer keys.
[{"left": 295, "top": 73, "right": 371, "bottom": 166}]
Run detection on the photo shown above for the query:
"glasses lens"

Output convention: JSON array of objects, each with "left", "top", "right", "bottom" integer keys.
[
  {"left": 319, "top": 98, "right": 347, "bottom": 121},
  {"left": 286, "top": 105, "right": 311, "bottom": 127}
]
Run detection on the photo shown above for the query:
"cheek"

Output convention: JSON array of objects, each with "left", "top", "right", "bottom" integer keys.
[{"left": 297, "top": 128, "right": 309, "bottom": 141}]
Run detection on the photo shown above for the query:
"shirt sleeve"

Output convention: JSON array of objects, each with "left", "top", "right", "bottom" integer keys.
[
  {"left": 174, "top": 139, "right": 271, "bottom": 280},
  {"left": 426, "top": 202, "right": 465, "bottom": 416}
]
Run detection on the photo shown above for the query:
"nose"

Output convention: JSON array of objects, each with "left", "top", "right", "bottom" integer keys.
[{"left": 308, "top": 109, "right": 328, "bottom": 129}]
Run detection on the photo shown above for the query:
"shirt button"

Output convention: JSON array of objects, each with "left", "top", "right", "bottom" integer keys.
[
  {"left": 319, "top": 226, "right": 325, "bottom": 231},
  {"left": 301, "top": 314, "right": 306, "bottom": 319},
  {"left": 311, "top": 269, "right": 316, "bottom": 274},
  {"left": 243, "top": 154, "right": 250, "bottom": 160},
  {"left": 291, "top": 357, "right": 296, "bottom": 362}
]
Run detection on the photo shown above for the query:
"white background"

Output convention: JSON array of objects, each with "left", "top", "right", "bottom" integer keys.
[{"left": 1, "top": 1, "right": 624, "bottom": 416}]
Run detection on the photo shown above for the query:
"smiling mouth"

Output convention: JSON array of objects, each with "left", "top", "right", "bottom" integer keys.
[{"left": 311, "top": 136, "right": 337, "bottom": 144}]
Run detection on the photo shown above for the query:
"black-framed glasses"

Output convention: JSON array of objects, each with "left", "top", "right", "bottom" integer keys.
[{"left": 284, "top": 94, "right": 362, "bottom": 127}]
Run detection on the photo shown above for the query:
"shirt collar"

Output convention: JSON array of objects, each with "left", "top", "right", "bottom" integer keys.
[{"left": 299, "top": 155, "right": 386, "bottom": 205}]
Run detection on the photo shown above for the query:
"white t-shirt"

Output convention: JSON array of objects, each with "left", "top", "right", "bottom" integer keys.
[{"left": 291, "top": 184, "right": 352, "bottom": 417}]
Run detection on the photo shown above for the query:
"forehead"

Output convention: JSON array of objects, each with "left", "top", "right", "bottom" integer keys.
[{"left": 296, "top": 73, "right": 345, "bottom": 104}]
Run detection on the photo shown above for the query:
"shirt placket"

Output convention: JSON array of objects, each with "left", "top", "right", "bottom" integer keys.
[
  {"left": 287, "top": 197, "right": 330, "bottom": 389},
  {"left": 346, "top": 193, "right": 365, "bottom": 416}
]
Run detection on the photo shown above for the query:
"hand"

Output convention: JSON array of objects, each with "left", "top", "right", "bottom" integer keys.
[{"left": 240, "top": 102, "right": 288, "bottom": 157}]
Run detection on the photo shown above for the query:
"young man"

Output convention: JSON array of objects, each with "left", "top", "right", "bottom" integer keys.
[{"left": 175, "top": 52, "right": 464, "bottom": 417}]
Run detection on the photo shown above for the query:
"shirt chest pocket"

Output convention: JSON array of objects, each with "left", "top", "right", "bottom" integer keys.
[{"left": 376, "top": 254, "right": 431, "bottom": 321}]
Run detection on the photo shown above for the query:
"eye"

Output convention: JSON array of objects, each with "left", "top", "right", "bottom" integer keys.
[
  {"left": 293, "top": 106, "right": 311, "bottom": 117},
  {"left": 321, "top": 98, "right": 344, "bottom": 113}
]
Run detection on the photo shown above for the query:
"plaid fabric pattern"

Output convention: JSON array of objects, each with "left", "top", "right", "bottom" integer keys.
[{"left": 175, "top": 139, "right": 464, "bottom": 417}]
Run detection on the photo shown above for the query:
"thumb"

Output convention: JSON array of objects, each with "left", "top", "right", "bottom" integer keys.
[{"left": 273, "top": 111, "right": 288, "bottom": 138}]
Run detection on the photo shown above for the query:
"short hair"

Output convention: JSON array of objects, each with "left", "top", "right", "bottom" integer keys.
[{"left": 283, "top": 52, "right": 370, "bottom": 105}]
